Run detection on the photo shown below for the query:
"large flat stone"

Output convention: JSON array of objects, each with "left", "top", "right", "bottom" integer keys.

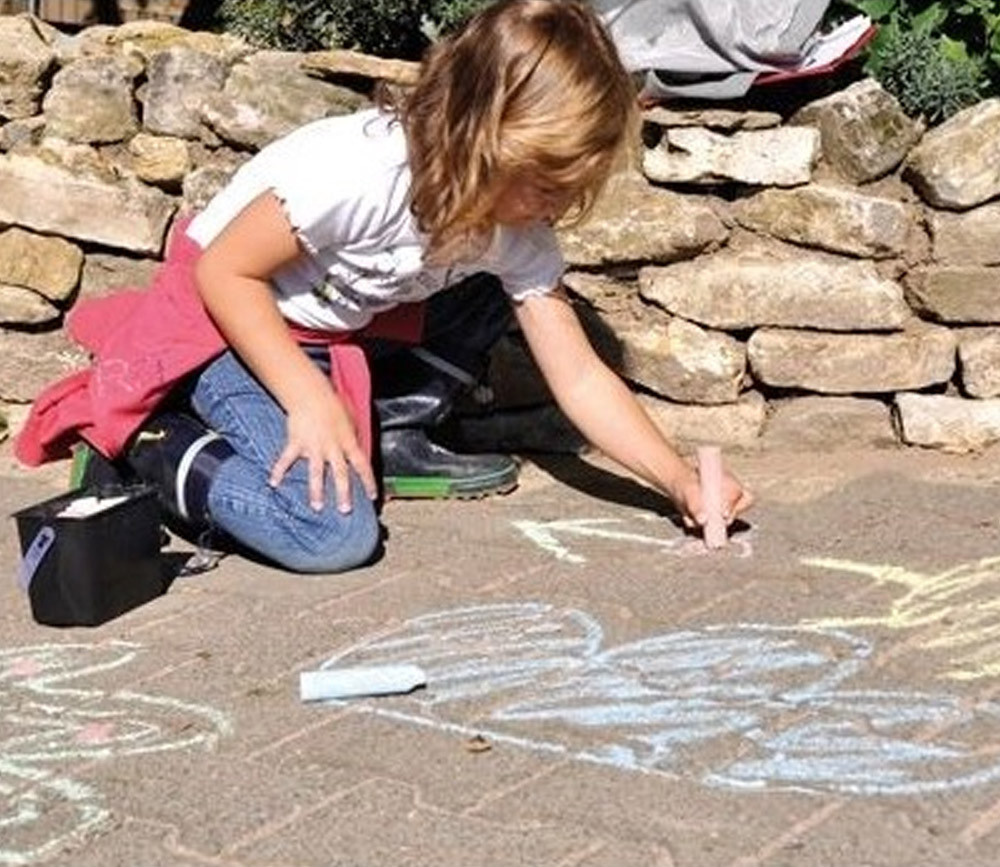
[
  {"left": 0, "top": 152, "right": 176, "bottom": 254},
  {"left": 748, "top": 325, "right": 956, "bottom": 394},
  {"left": 640, "top": 248, "right": 909, "bottom": 331},
  {"left": 896, "top": 393, "right": 1000, "bottom": 451}
]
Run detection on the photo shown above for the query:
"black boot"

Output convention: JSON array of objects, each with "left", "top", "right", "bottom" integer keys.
[
  {"left": 367, "top": 274, "right": 519, "bottom": 500},
  {"left": 124, "top": 411, "right": 234, "bottom": 534},
  {"left": 69, "top": 442, "right": 134, "bottom": 493},
  {"left": 379, "top": 428, "right": 517, "bottom": 498}
]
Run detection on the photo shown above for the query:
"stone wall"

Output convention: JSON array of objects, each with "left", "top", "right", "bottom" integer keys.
[{"left": 0, "top": 13, "right": 998, "bottom": 457}]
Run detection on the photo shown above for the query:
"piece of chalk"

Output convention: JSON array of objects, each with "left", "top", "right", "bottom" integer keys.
[
  {"left": 697, "top": 445, "right": 728, "bottom": 550},
  {"left": 299, "top": 664, "right": 427, "bottom": 702}
]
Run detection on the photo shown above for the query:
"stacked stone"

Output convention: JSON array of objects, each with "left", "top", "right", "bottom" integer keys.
[
  {"left": 0, "top": 14, "right": 997, "bottom": 455},
  {"left": 548, "top": 79, "right": 1000, "bottom": 454},
  {"left": 0, "top": 15, "right": 382, "bottom": 438}
]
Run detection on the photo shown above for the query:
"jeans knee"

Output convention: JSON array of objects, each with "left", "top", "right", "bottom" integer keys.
[
  {"left": 207, "top": 459, "right": 382, "bottom": 575},
  {"left": 274, "top": 499, "right": 382, "bottom": 574}
]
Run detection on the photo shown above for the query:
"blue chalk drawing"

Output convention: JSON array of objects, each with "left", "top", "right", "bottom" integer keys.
[
  {"left": 0, "top": 642, "right": 231, "bottom": 866},
  {"left": 319, "top": 602, "right": 1000, "bottom": 797}
]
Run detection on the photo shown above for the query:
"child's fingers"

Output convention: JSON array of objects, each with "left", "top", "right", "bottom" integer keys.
[
  {"left": 269, "top": 445, "right": 297, "bottom": 489},
  {"left": 304, "top": 454, "right": 328, "bottom": 512},
  {"left": 325, "top": 452, "right": 354, "bottom": 514},
  {"left": 734, "top": 488, "right": 754, "bottom": 515},
  {"left": 722, "top": 486, "right": 754, "bottom": 523},
  {"left": 344, "top": 445, "right": 378, "bottom": 501}
]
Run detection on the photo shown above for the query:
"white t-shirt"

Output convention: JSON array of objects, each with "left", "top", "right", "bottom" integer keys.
[{"left": 186, "top": 108, "right": 565, "bottom": 332}]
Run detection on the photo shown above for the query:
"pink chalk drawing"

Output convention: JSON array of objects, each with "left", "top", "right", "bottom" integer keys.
[
  {"left": 74, "top": 723, "right": 117, "bottom": 746},
  {"left": 4, "top": 659, "right": 43, "bottom": 679},
  {"left": 0, "top": 642, "right": 230, "bottom": 866}
]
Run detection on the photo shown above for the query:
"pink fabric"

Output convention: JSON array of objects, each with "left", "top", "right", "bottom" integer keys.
[{"left": 15, "top": 219, "right": 423, "bottom": 467}]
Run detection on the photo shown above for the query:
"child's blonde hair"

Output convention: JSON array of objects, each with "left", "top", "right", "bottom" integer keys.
[{"left": 394, "top": 0, "right": 637, "bottom": 263}]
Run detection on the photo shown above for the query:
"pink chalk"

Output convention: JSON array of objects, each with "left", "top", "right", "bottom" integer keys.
[
  {"left": 76, "top": 722, "right": 117, "bottom": 745},
  {"left": 6, "top": 657, "right": 44, "bottom": 678},
  {"left": 697, "top": 445, "right": 728, "bottom": 550}
]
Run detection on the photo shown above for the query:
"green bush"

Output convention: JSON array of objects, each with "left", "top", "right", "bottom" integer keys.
[
  {"left": 426, "top": 0, "right": 495, "bottom": 38},
  {"left": 327, "top": 0, "right": 431, "bottom": 59},
  {"left": 826, "top": 1, "right": 995, "bottom": 122},
  {"left": 216, "top": 0, "right": 337, "bottom": 52},
  {"left": 216, "top": 0, "right": 496, "bottom": 57},
  {"left": 875, "top": 21, "right": 984, "bottom": 122}
]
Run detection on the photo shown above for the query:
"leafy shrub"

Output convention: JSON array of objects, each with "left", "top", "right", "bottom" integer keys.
[
  {"left": 427, "top": 0, "right": 496, "bottom": 38},
  {"left": 326, "top": 0, "right": 431, "bottom": 59},
  {"left": 216, "top": 0, "right": 496, "bottom": 57},
  {"left": 826, "top": 1, "right": 994, "bottom": 122},
  {"left": 875, "top": 20, "right": 984, "bottom": 122},
  {"left": 216, "top": 0, "right": 337, "bottom": 52}
]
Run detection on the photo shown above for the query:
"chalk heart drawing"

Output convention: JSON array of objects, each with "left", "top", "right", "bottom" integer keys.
[
  {"left": 0, "top": 642, "right": 231, "bottom": 866},
  {"left": 319, "top": 602, "right": 1000, "bottom": 797},
  {"left": 806, "top": 555, "right": 1000, "bottom": 682}
]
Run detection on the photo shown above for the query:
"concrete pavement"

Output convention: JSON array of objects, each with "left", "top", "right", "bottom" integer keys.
[{"left": 3, "top": 441, "right": 1000, "bottom": 867}]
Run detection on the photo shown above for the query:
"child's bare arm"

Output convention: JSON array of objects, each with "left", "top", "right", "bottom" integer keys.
[
  {"left": 194, "top": 191, "right": 377, "bottom": 513},
  {"left": 514, "top": 288, "right": 752, "bottom": 526}
]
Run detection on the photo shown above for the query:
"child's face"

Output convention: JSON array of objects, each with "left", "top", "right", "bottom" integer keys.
[{"left": 490, "top": 176, "right": 572, "bottom": 227}]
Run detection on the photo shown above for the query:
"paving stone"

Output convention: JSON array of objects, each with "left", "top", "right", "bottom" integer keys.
[{"left": 3, "top": 440, "right": 1000, "bottom": 866}]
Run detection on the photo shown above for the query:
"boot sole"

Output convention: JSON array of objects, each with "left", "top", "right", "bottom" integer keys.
[{"left": 383, "top": 467, "right": 519, "bottom": 500}]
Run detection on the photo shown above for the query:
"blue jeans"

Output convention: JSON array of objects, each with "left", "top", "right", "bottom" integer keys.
[{"left": 190, "top": 350, "right": 381, "bottom": 574}]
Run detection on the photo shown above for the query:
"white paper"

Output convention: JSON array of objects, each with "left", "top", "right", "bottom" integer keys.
[
  {"left": 56, "top": 495, "right": 129, "bottom": 519},
  {"left": 799, "top": 15, "right": 872, "bottom": 71}
]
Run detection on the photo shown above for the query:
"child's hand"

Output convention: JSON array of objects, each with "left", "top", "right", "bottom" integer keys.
[
  {"left": 269, "top": 392, "right": 378, "bottom": 513},
  {"left": 715, "top": 469, "right": 753, "bottom": 526},
  {"left": 669, "top": 463, "right": 753, "bottom": 534}
]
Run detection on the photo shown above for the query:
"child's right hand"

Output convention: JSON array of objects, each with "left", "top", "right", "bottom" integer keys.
[
  {"left": 669, "top": 462, "right": 753, "bottom": 535},
  {"left": 269, "top": 393, "right": 378, "bottom": 514}
]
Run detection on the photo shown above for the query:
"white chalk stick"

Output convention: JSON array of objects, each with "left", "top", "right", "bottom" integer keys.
[
  {"left": 697, "top": 445, "right": 728, "bottom": 550},
  {"left": 299, "top": 664, "right": 427, "bottom": 702}
]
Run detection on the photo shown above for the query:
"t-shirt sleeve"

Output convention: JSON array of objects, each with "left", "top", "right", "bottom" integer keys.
[
  {"left": 185, "top": 112, "right": 399, "bottom": 254},
  {"left": 268, "top": 122, "right": 393, "bottom": 256},
  {"left": 495, "top": 224, "right": 566, "bottom": 302}
]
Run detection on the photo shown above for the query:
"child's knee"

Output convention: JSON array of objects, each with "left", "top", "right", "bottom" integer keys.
[{"left": 275, "top": 498, "right": 381, "bottom": 574}]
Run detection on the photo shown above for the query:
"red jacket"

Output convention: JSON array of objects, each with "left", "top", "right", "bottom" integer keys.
[{"left": 15, "top": 219, "right": 422, "bottom": 466}]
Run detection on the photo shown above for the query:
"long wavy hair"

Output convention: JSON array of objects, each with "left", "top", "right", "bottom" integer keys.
[{"left": 385, "top": 0, "right": 637, "bottom": 264}]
